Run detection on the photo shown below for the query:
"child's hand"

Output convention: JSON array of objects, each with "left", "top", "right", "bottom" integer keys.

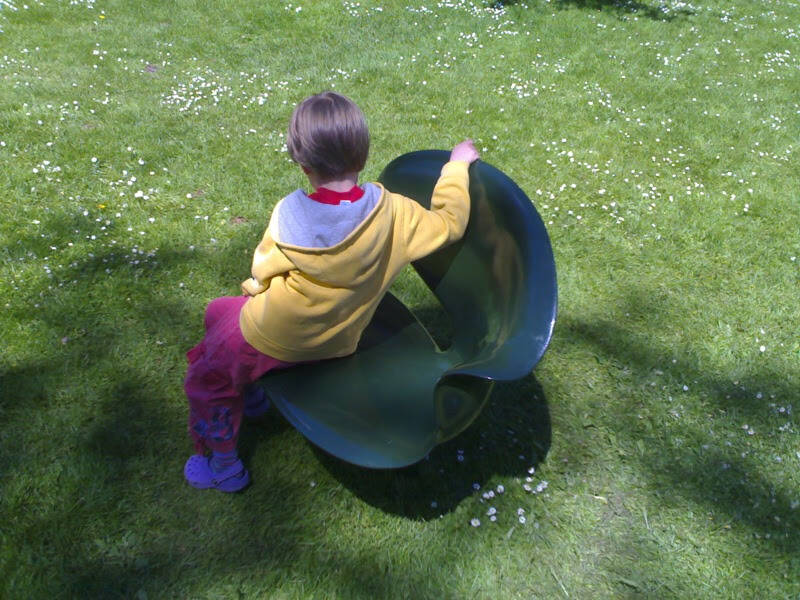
[{"left": 450, "top": 139, "right": 480, "bottom": 164}]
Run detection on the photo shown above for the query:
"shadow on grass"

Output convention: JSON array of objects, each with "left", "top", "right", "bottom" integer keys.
[
  {"left": 496, "top": 0, "right": 696, "bottom": 21},
  {"left": 43, "top": 371, "right": 462, "bottom": 598},
  {"left": 560, "top": 307, "right": 800, "bottom": 556}
]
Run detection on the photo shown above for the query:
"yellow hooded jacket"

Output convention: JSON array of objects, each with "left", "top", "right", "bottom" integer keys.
[{"left": 239, "top": 160, "right": 471, "bottom": 362}]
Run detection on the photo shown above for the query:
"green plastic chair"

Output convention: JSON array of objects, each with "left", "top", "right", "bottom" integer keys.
[{"left": 257, "top": 150, "right": 557, "bottom": 468}]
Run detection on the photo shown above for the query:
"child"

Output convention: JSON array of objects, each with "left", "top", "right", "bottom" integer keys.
[{"left": 184, "top": 91, "right": 480, "bottom": 492}]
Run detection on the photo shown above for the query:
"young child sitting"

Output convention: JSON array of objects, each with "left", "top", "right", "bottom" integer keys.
[{"left": 184, "top": 91, "right": 480, "bottom": 492}]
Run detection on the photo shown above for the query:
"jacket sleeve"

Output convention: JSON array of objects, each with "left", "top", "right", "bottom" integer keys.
[
  {"left": 393, "top": 160, "right": 471, "bottom": 263},
  {"left": 241, "top": 211, "right": 295, "bottom": 296}
]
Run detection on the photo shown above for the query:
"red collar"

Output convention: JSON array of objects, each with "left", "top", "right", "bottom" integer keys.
[{"left": 308, "top": 185, "right": 365, "bottom": 205}]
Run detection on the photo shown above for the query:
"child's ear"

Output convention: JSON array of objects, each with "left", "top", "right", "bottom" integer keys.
[{"left": 301, "top": 165, "right": 311, "bottom": 175}]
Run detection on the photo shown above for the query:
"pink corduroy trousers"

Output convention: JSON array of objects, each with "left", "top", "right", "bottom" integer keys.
[{"left": 184, "top": 296, "right": 294, "bottom": 454}]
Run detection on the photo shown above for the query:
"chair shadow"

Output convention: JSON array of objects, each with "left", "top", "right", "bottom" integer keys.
[{"left": 309, "top": 373, "right": 551, "bottom": 521}]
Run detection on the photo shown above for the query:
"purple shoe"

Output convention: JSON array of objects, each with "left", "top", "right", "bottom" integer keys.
[
  {"left": 243, "top": 385, "right": 271, "bottom": 418},
  {"left": 184, "top": 455, "right": 250, "bottom": 492}
]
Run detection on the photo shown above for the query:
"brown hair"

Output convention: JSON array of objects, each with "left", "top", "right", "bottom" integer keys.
[{"left": 287, "top": 92, "right": 370, "bottom": 180}]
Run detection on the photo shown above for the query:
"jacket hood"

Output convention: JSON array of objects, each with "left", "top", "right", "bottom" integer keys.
[{"left": 271, "top": 183, "right": 392, "bottom": 287}]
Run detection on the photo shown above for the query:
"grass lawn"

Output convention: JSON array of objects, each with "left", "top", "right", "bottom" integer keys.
[{"left": 1, "top": 0, "right": 799, "bottom": 597}]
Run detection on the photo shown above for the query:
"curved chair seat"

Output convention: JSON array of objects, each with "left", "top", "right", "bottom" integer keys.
[{"left": 258, "top": 151, "right": 557, "bottom": 468}]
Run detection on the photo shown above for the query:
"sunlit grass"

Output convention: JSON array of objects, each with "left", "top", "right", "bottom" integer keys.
[{"left": 2, "top": 0, "right": 799, "bottom": 597}]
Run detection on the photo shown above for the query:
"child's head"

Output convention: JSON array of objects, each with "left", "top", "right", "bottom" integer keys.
[{"left": 287, "top": 91, "right": 370, "bottom": 180}]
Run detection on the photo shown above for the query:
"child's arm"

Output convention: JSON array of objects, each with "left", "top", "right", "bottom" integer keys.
[
  {"left": 241, "top": 215, "right": 294, "bottom": 296},
  {"left": 393, "top": 140, "right": 480, "bottom": 262}
]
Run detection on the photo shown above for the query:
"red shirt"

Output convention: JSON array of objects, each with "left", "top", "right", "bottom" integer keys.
[{"left": 308, "top": 185, "right": 365, "bottom": 205}]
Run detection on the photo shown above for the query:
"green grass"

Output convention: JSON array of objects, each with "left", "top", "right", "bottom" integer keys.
[{"left": 1, "top": 0, "right": 799, "bottom": 597}]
